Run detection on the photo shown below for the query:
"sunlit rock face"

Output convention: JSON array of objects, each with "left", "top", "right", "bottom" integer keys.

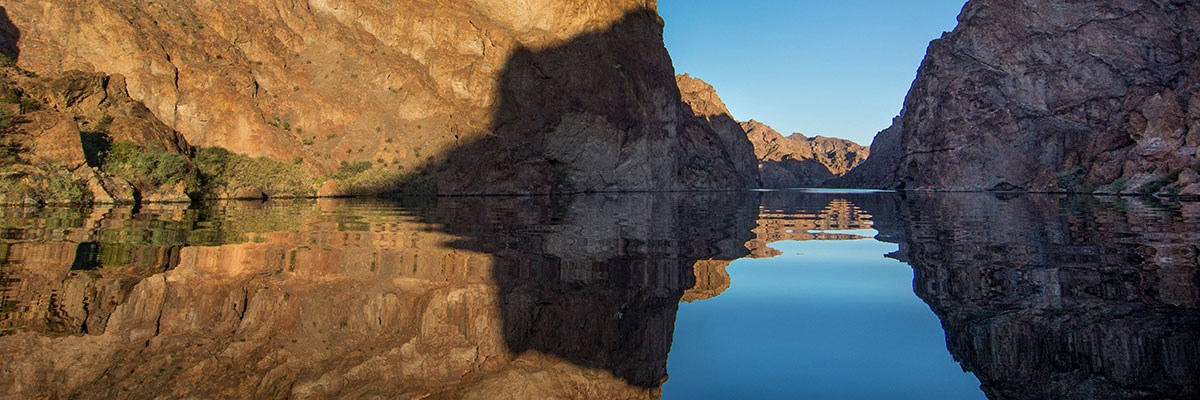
[
  {"left": 740, "top": 120, "right": 868, "bottom": 188},
  {"left": 893, "top": 0, "right": 1200, "bottom": 193},
  {"left": 0, "top": 66, "right": 193, "bottom": 205},
  {"left": 0, "top": 0, "right": 757, "bottom": 194},
  {"left": 0, "top": 194, "right": 757, "bottom": 399},
  {"left": 896, "top": 194, "right": 1200, "bottom": 399},
  {"left": 675, "top": 74, "right": 762, "bottom": 188}
]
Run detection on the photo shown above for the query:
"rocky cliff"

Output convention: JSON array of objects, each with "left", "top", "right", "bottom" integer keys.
[
  {"left": 891, "top": 0, "right": 1199, "bottom": 194},
  {"left": 675, "top": 74, "right": 761, "bottom": 187},
  {"left": 829, "top": 118, "right": 902, "bottom": 189},
  {"left": 0, "top": 64, "right": 195, "bottom": 205},
  {"left": 0, "top": 0, "right": 757, "bottom": 195},
  {"left": 740, "top": 120, "right": 868, "bottom": 188}
]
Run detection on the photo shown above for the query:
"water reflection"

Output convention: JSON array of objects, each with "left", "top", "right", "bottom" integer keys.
[
  {"left": 896, "top": 194, "right": 1200, "bottom": 399},
  {"left": 0, "top": 192, "right": 1196, "bottom": 399}
]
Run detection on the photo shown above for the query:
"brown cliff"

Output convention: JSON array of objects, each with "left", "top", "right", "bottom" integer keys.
[
  {"left": 675, "top": 74, "right": 761, "bottom": 187},
  {"left": 741, "top": 120, "right": 868, "bottom": 188},
  {"left": 0, "top": 64, "right": 194, "bottom": 205},
  {"left": 0, "top": 1, "right": 757, "bottom": 195},
  {"left": 891, "top": 0, "right": 1199, "bottom": 194}
]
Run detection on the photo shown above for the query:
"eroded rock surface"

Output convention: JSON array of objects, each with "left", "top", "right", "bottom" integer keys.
[
  {"left": 891, "top": 0, "right": 1200, "bottom": 193},
  {"left": 1, "top": 1, "right": 757, "bottom": 194},
  {"left": 741, "top": 120, "right": 868, "bottom": 188}
]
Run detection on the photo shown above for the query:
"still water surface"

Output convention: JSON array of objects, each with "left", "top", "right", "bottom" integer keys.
[{"left": 0, "top": 191, "right": 1196, "bottom": 399}]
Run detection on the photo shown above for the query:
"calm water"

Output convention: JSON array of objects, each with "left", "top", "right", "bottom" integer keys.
[{"left": 0, "top": 191, "right": 1196, "bottom": 399}]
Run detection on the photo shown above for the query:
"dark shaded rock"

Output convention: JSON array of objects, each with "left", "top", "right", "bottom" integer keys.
[
  {"left": 2, "top": 1, "right": 755, "bottom": 194},
  {"left": 830, "top": 117, "right": 902, "bottom": 189},
  {"left": 893, "top": 0, "right": 1200, "bottom": 193},
  {"left": 676, "top": 74, "right": 761, "bottom": 188}
]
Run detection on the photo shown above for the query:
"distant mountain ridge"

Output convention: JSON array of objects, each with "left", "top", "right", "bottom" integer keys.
[
  {"left": 676, "top": 74, "right": 868, "bottom": 188},
  {"left": 740, "top": 120, "right": 868, "bottom": 188}
]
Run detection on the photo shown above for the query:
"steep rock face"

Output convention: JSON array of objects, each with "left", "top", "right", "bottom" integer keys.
[
  {"left": 675, "top": 74, "right": 761, "bottom": 187},
  {"left": 896, "top": 0, "right": 1200, "bottom": 193},
  {"left": 830, "top": 117, "right": 902, "bottom": 189},
  {"left": 0, "top": 65, "right": 192, "bottom": 204},
  {"left": 1, "top": 0, "right": 755, "bottom": 194},
  {"left": 740, "top": 120, "right": 868, "bottom": 188}
]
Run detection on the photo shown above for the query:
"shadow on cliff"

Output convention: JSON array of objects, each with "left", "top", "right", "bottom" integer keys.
[
  {"left": 353, "top": 8, "right": 748, "bottom": 196},
  {"left": 368, "top": 8, "right": 755, "bottom": 388},
  {"left": 0, "top": 7, "right": 18, "bottom": 63}
]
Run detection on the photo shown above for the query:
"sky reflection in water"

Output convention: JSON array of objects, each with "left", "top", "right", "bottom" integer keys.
[
  {"left": 666, "top": 236, "right": 984, "bottom": 400},
  {"left": 0, "top": 192, "right": 1196, "bottom": 399}
]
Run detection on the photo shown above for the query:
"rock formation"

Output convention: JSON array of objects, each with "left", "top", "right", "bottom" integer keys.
[
  {"left": 675, "top": 74, "right": 761, "bottom": 187},
  {"left": 887, "top": 0, "right": 1199, "bottom": 194},
  {"left": 829, "top": 117, "right": 902, "bottom": 189},
  {"left": 740, "top": 120, "right": 868, "bottom": 187},
  {"left": 0, "top": 1, "right": 758, "bottom": 195},
  {"left": 0, "top": 64, "right": 194, "bottom": 205}
]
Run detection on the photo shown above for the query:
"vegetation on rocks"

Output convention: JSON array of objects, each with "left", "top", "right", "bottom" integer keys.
[
  {"left": 100, "top": 140, "right": 199, "bottom": 193},
  {"left": 193, "top": 147, "right": 316, "bottom": 198}
]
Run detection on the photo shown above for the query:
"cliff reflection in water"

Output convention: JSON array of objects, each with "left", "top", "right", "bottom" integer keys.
[
  {"left": 896, "top": 194, "right": 1200, "bottom": 399},
  {"left": 0, "top": 192, "right": 1197, "bottom": 399},
  {"left": 0, "top": 194, "right": 756, "bottom": 399}
]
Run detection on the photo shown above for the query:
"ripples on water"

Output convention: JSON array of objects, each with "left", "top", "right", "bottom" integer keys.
[{"left": 0, "top": 192, "right": 1196, "bottom": 399}]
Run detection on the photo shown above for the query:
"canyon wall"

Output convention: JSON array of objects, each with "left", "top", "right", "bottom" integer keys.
[
  {"left": 888, "top": 0, "right": 1199, "bottom": 194},
  {"left": 740, "top": 120, "right": 868, "bottom": 188},
  {"left": 0, "top": 0, "right": 757, "bottom": 194},
  {"left": 829, "top": 118, "right": 902, "bottom": 189}
]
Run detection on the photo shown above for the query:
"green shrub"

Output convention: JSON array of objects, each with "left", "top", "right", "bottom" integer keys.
[
  {"left": 20, "top": 168, "right": 93, "bottom": 205},
  {"left": 94, "top": 114, "right": 114, "bottom": 133},
  {"left": 1137, "top": 170, "right": 1183, "bottom": 194},
  {"left": 0, "top": 144, "right": 17, "bottom": 167},
  {"left": 101, "top": 141, "right": 198, "bottom": 191},
  {"left": 17, "top": 98, "right": 40, "bottom": 113},
  {"left": 1110, "top": 176, "right": 1129, "bottom": 190},
  {"left": 194, "top": 146, "right": 315, "bottom": 198},
  {"left": 0, "top": 106, "right": 12, "bottom": 130},
  {"left": 335, "top": 167, "right": 415, "bottom": 196},
  {"left": 333, "top": 160, "right": 372, "bottom": 180}
]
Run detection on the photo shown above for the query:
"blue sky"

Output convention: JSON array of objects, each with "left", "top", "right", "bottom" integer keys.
[{"left": 660, "top": 0, "right": 967, "bottom": 146}]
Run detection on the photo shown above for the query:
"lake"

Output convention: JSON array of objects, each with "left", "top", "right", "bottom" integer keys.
[{"left": 0, "top": 191, "right": 1196, "bottom": 399}]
